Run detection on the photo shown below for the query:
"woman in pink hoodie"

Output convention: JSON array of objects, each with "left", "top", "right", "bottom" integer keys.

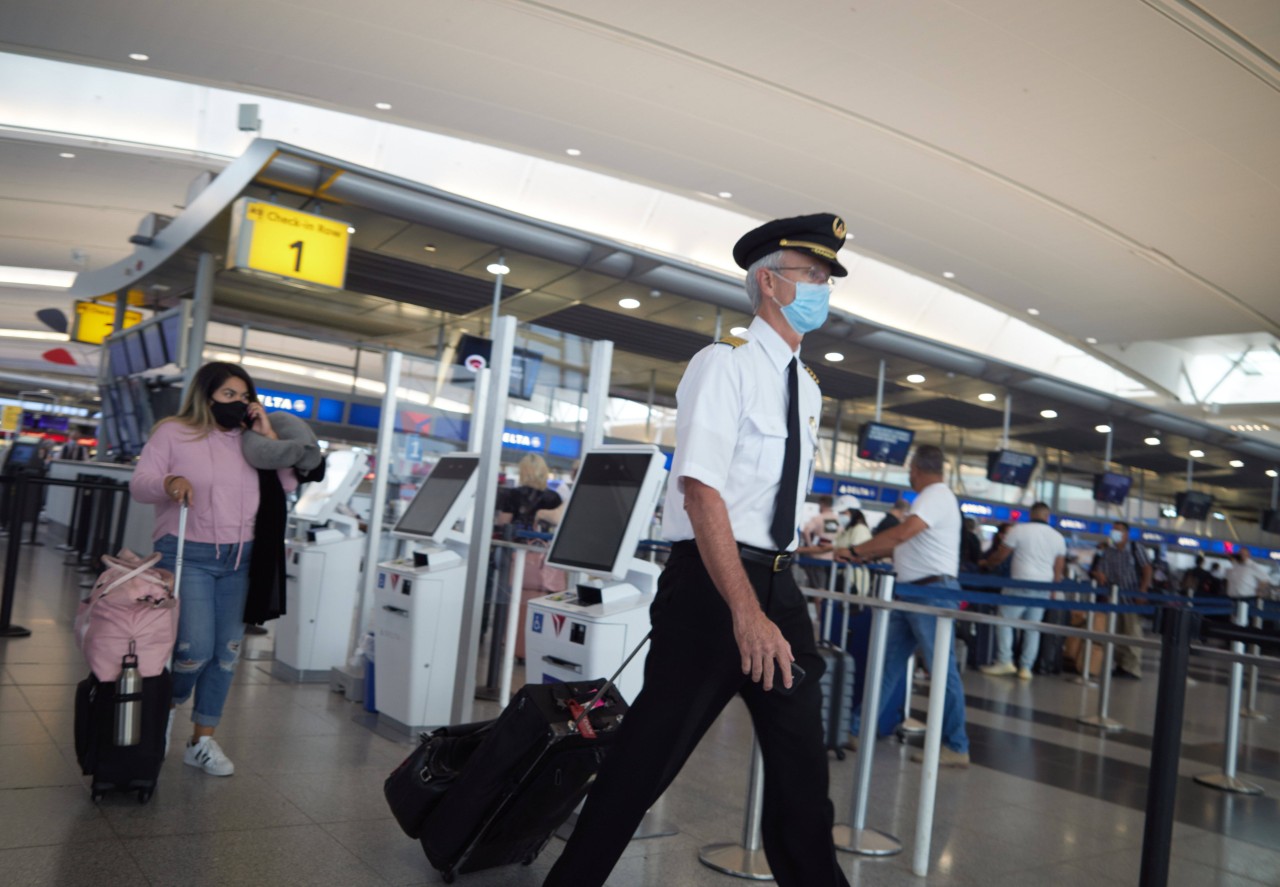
[{"left": 131, "top": 362, "right": 296, "bottom": 776}]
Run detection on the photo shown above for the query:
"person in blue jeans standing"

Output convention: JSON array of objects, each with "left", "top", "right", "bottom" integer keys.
[
  {"left": 130, "top": 362, "right": 296, "bottom": 776},
  {"left": 837, "top": 444, "right": 970, "bottom": 767}
]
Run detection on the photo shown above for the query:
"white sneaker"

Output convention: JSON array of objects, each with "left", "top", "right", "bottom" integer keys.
[
  {"left": 165, "top": 709, "right": 175, "bottom": 757},
  {"left": 980, "top": 662, "right": 1017, "bottom": 676},
  {"left": 183, "top": 736, "right": 235, "bottom": 776}
]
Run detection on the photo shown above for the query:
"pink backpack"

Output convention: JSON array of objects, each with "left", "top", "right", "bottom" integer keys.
[{"left": 75, "top": 507, "right": 186, "bottom": 682}]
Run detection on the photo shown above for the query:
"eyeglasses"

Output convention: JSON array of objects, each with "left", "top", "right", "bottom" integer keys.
[{"left": 770, "top": 266, "right": 835, "bottom": 286}]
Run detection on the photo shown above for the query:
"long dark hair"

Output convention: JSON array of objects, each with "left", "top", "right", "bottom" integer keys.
[{"left": 159, "top": 362, "right": 258, "bottom": 436}]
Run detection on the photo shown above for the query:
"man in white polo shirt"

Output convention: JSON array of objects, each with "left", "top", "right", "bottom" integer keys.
[{"left": 980, "top": 502, "right": 1066, "bottom": 680}]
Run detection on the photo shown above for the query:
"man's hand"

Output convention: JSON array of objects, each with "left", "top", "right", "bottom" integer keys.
[
  {"left": 733, "top": 608, "right": 794, "bottom": 692},
  {"left": 833, "top": 547, "right": 860, "bottom": 564}
]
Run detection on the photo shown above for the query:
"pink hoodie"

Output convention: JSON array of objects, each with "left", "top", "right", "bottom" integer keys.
[{"left": 130, "top": 420, "right": 298, "bottom": 548}]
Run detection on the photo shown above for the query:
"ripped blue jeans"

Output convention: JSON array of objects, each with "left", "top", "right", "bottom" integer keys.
[{"left": 155, "top": 535, "right": 253, "bottom": 728}]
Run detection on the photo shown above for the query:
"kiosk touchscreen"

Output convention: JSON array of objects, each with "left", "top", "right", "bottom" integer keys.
[
  {"left": 374, "top": 453, "right": 480, "bottom": 735},
  {"left": 526, "top": 446, "right": 667, "bottom": 703},
  {"left": 273, "top": 449, "right": 371, "bottom": 683}
]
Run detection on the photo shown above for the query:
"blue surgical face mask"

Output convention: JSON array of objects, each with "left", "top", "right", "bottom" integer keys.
[{"left": 770, "top": 273, "right": 830, "bottom": 334}]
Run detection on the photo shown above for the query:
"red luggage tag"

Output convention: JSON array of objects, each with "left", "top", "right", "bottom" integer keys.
[{"left": 567, "top": 700, "right": 598, "bottom": 739}]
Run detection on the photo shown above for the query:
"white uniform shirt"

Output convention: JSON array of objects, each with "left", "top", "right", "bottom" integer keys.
[
  {"left": 1226, "top": 559, "right": 1270, "bottom": 599},
  {"left": 663, "top": 315, "right": 821, "bottom": 551},
  {"left": 1003, "top": 520, "right": 1067, "bottom": 582},
  {"left": 892, "top": 482, "right": 960, "bottom": 583}
]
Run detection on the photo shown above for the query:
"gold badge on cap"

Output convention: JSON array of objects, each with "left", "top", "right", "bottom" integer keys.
[{"left": 832, "top": 217, "right": 847, "bottom": 239}]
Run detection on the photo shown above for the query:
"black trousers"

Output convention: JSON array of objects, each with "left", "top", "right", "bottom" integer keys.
[{"left": 543, "top": 541, "right": 850, "bottom": 887}]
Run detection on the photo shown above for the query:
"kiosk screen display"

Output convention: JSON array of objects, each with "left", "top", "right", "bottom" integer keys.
[
  {"left": 161, "top": 312, "right": 183, "bottom": 367},
  {"left": 142, "top": 323, "right": 168, "bottom": 368},
  {"left": 856, "top": 422, "right": 914, "bottom": 465},
  {"left": 546, "top": 452, "right": 652, "bottom": 573},
  {"left": 394, "top": 456, "right": 479, "bottom": 539},
  {"left": 1176, "top": 491, "right": 1213, "bottom": 520},
  {"left": 4, "top": 443, "right": 39, "bottom": 470},
  {"left": 293, "top": 450, "right": 363, "bottom": 522},
  {"left": 124, "top": 334, "right": 146, "bottom": 378},
  {"left": 986, "top": 449, "right": 1038, "bottom": 486},
  {"left": 107, "top": 339, "right": 132, "bottom": 377},
  {"left": 1092, "top": 472, "right": 1132, "bottom": 505}
]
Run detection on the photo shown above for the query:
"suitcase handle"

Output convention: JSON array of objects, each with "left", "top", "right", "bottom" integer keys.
[{"left": 571, "top": 631, "right": 651, "bottom": 735}]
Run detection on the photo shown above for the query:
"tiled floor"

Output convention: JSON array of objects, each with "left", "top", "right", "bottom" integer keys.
[{"left": 2, "top": 528, "right": 1278, "bottom": 886}]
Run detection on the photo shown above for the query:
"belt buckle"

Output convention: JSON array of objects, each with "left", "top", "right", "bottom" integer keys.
[{"left": 772, "top": 553, "right": 787, "bottom": 572}]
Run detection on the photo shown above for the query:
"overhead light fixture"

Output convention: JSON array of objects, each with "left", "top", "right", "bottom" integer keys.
[
  {"left": 375, "top": 102, "right": 392, "bottom": 110},
  {"left": 905, "top": 373, "right": 926, "bottom": 384},
  {"left": 1027, "top": 307, "right": 1041, "bottom": 316},
  {"left": 1229, "top": 423, "right": 1271, "bottom": 432},
  {"left": 1144, "top": 436, "right": 1161, "bottom": 446},
  {"left": 1040, "top": 409, "right": 1058, "bottom": 419},
  {"left": 346, "top": 226, "right": 356, "bottom": 234},
  {"left": 1212, "top": 512, "right": 1226, "bottom": 521},
  {"left": 825, "top": 352, "right": 844, "bottom": 362},
  {"left": 565, "top": 148, "right": 582, "bottom": 156},
  {"left": 1229, "top": 459, "right": 1244, "bottom": 468},
  {"left": 942, "top": 271, "right": 955, "bottom": 279},
  {"left": 717, "top": 191, "right": 733, "bottom": 199},
  {"left": 0, "top": 266, "right": 75, "bottom": 288},
  {"left": 486, "top": 263, "right": 510, "bottom": 276},
  {"left": 1095, "top": 424, "right": 1112, "bottom": 434},
  {"left": 1189, "top": 449, "right": 1205, "bottom": 458},
  {"left": 730, "top": 326, "right": 748, "bottom": 336},
  {"left": 978, "top": 392, "right": 997, "bottom": 402},
  {"left": 59, "top": 152, "right": 76, "bottom": 159},
  {"left": 422, "top": 244, "right": 437, "bottom": 252},
  {"left": 618, "top": 298, "right": 640, "bottom": 309},
  {"left": 128, "top": 53, "right": 149, "bottom": 61},
  {"left": 0, "top": 328, "right": 69, "bottom": 341},
  {"left": 1086, "top": 337, "right": 1099, "bottom": 345},
  {"left": 1267, "top": 469, "right": 1278, "bottom": 478}
]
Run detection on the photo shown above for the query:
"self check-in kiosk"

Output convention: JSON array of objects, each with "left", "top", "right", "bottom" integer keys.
[
  {"left": 525, "top": 446, "right": 667, "bottom": 703},
  {"left": 374, "top": 453, "right": 480, "bottom": 735},
  {"left": 272, "top": 449, "right": 370, "bottom": 682}
]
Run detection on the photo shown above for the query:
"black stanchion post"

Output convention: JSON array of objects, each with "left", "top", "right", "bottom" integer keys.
[
  {"left": 1139, "top": 606, "right": 1199, "bottom": 887},
  {"left": 1, "top": 474, "right": 32, "bottom": 638},
  {"left": 110, "top": 482, "right": 129, "bottom": 555}
]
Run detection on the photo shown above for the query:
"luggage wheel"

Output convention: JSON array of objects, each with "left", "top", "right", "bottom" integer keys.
[
  {"left": 442, "top": 872, "right": 456, "bottom": 884},
  {"left": 137, "top": 788, "right": 153, "bottom": 804},
  {"left": 834, "top": 748, "right": 846, "bottom": 761},
  {"left": 92, "top": 791, "right": 106, "bottom": 803}
]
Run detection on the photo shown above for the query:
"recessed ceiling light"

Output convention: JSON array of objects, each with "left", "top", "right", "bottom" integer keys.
[
  {"left": 486, "top": 263, "right": 509, "bottom": 275},
  {"left": 58, "top": 152, "right": 75, "bottom": 159},
  {"left": 717, "top": 191, "right": 733, "bottom": 199},
  {"left": 1144, "top": 436, "right": 1161, "bottom": 446},
  {"left": 128, "top": 53, "right": 149, "bottom": 61},
  {"left": 618, "top": 298, "right": 640, "bottom": 309},
  {"left": 978, "top": 392, "right": 997, "bottom": 402},
  {"left": 1189, "top": 449, "right": 1205, "bottom": 458},
  {"left": 1212, "top": 512, "right": 1226, "bottom": 521},
  {"left": 905, "top": 373, "right": 926, "bottom": 384},
  {"left": 730, "top": 326, "right": 748, "bottom": 336},
  {"left": 1086, "top": 337, "right": 1099, "bottom": 345},
  {"left": 422, "top": 244, "right": 437, "bottom": 252},
  {"left": 346, "top": 226, "right": 356, "bottom": 234},
  {"left": 942, "top": 271, "right": 955, "bottom": 279},
  {"left": 375, "top": 102, "right": 392, "bottom": 110},
  {"left": 825, "top": 352, "right": 844, "bottom": 362},
  {"left": 565, "top": 148, "right": 582, "bottom": 156},
  {"left": 0, "top": 265, "right": 76, "bottom": 288},
  {"left": 1095, "top": 424, "right": 1112, "bottom": 434},
  {"left": 1267, "top": 469, "right": 1278, "bottom": 478},
  {"left": 1027, "top": 307, "right": 1041, "bottom": 316},
  {"left": 1040, "top": 409, "right": 1058, "bottom": 419},
  {"left": 1229, "top": 459, "right": 1244, "bottom": 468}
]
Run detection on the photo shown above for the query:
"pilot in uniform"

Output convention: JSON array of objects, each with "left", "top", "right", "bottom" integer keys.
[{"left": 544, "top": 214, "right": 852, "bottom": 887}]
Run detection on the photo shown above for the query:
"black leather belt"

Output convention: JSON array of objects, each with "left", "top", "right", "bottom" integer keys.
[
  {"left": 738, "top": 544, "right": 794, "bottom": 573},
  {"left": 911, "top": 574, "right": 957, "bottom": 586}
]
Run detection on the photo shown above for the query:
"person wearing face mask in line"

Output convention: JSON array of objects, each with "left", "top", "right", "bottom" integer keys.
[
  {"left": 1089, "top": 521, "right": 1151, "bottom": 680},
  {"left": 544, "top": 213, "right": 852, "bottom": 887},
  {"left": 130, "top": 362, "right": 298, "bottom": 776}
]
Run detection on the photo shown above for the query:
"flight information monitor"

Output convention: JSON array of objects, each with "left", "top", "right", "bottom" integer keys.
[
  {"left": 546, "top": 446, "right": 666, "bottom": 579},
  {"left": 1092, "top": 472, "right": 1132, "bottom": 505},
  {"left": 986, "top": 449, "right": 1038, "bottom": 486},
  {"left": 393, "top": 454, "right": 481, "bottom": 544},
  {"left": 856, "top": 422, "right": 914, "bottom": 466},
  {"left": 1176, "top": 490, "right": 1213, "bottom": 520}
]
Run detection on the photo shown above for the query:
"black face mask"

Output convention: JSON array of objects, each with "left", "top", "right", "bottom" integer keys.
[{"left": 210, "top": 400, "right": 249, "bottom": 430}]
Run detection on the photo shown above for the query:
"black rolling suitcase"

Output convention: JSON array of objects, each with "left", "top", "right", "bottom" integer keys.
[
  {"left": 1034, "top": 608, "right": 1068, "bottom": 675},
  {"left": 74, "top": 669, "right": 172, "bottom": 802},
  {"left": 414, "top": 679, "right": 628, "bottom": 883},
  {"left": 818, "top": 645, "right": 855, "bottom": 759}
]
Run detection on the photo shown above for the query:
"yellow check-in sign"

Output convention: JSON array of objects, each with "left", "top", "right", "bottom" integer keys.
[
  {"left": 228, "top": 199, "right": 350, "bottom": 290},
  {"left": 72, "top": 300, "right": 143, "bottom": 345}
]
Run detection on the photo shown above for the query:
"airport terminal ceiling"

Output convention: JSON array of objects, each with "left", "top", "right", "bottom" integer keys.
[{"left": 6, "top": 139, "right": 1267, "bottom": 523}]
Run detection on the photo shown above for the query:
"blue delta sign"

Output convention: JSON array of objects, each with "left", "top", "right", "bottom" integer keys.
[{"left": 256, "top": 387, "right": 314, "bottom": 417}]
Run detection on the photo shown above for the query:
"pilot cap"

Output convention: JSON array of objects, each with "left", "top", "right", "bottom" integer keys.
[{"left": 733, "top": 213, "right": 849, "bottom": 277}]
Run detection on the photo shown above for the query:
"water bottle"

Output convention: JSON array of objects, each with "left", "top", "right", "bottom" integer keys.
[{"left": 114, "top": 646, "right": 142, "bottom": 747}]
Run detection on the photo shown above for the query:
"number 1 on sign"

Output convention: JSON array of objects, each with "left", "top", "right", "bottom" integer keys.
[{"left": 289, "top": 240, "right": 303, "bottom": 272}]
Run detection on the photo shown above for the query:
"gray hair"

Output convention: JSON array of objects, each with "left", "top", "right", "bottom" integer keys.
[
  {"left": 744, "top": 250, "right": 787, "bottom": 313},
  {"left": 911, "top": 445, "right": 945, "bottom": 475}
]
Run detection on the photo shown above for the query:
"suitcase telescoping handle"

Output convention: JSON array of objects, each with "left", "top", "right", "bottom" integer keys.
[
  {"left": 572, "top": 631, "right": 652, "bottom": 735},
  {"left": 172, "top": 503, "right": 188, "bottom": 601}
]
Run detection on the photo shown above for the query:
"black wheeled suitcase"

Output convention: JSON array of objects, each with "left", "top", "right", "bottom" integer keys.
[
  {"left": 818, "top": 644, "right": 855, "bottom": 759},
  {"left": 74, "top": 669, "right": 173, "bottom": 802},
  {"left": 416, "top": 679, "right": 628, "bottom": 883},
  {"left": 1034, "top": 608, "right": 1068, "bottom": 675}
]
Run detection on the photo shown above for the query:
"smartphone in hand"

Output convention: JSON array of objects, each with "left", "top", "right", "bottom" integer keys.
[{"left": 774, "top": 662, "right": 807, "bottom": 695}]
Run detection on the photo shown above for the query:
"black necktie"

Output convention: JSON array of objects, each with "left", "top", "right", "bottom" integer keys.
[{"left": 770, "top": 358, "right": 801, "bottom": 550}]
